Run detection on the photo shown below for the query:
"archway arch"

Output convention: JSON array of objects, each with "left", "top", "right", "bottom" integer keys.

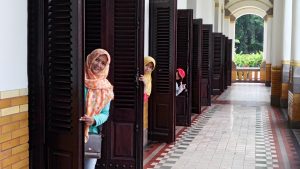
[
  {"left": 234, "top": 7, "right": 266, "bottom": 19},
  {"left": 226, "top": 0, "right": 272, "bottom": 15}
]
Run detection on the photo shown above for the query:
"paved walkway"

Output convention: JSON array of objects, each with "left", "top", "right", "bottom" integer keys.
[{"left": 144, "top": 83, "right": 300, "bottom": 169}]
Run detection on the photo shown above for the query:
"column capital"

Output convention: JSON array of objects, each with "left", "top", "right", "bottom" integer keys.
[
  {"left": 264, "top": 14, "right": 273, "bottom": 22},
  {"left": 225, "top": 9, "right": 231, "bottom": 17},
  {"left": 282, "top": 60, "right": 291, "bottom": 65},
  {"left": 269, "top": 0, "right": 273, "bottom": 4},
  {"left": 230, "top": 15, "right": 236, "bottom": 22},
  {"left": 263, "top": 15, "right": 268, "bottom": 21},
  {"left": 215, "top": 2, "right": 219, "bottom": 8},
  {"left": 225, "top": 0, "right": 229, "bottom": 5},
  {"left": 267, "top": 8, "right": 273, "bottom": 16},
  {"left": 291, "top": 60, "right": 300, "bottom": 67}
]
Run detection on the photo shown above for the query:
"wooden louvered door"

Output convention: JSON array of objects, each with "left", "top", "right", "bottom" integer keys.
[
  {"left": 28, "top": 0, "right": 45, "bottom": 168},
  {"left": 227, "top": 39, "right": 233, "bottom": 86},
  {"left": 224, "top": 37, "right": 228, "bottom": 90},
  {"left": 201, "top": 25, "right": 213, "bottom": 106},
  {"left": 176, "top": 9, "right": 193, "bottom": 126},
  {"left": 149, "top": 0, "right": 176, "bottom": 143},
  {"left": 191, "top": 19, "right": 202, "bottom": 114},
  {"left": 44, "top": 0, "right": 84, "bottom": 168},
  {"left": 220, "top": 35, "right": 225, "bottom": 92},
  {"left": 85, "top": 0, "right": 105, "bottom": 55},
  {"left": 212, "top": 33, "right": 224, "bottom": 95},
  {"left": 96, "top": 0, "right": 144, "bottom": 168}
]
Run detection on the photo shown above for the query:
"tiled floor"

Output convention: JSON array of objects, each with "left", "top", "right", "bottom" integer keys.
[{"left": 144, "top": 83, "right": 300, "bottom": 169}]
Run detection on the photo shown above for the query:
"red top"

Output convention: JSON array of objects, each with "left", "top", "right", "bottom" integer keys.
[{"left": 144, "top": 93, "right": 149, "bottom": 103}]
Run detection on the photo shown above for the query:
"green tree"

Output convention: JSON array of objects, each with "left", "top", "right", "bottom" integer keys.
[{"left": 235, "top": 14, "right": 263, "bottom": 54}]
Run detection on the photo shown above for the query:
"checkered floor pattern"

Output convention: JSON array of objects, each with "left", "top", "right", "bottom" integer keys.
[
  {"left": 255, "top": 107, "right": 279, "bottom": 169},
  {"left": 149, "top": 107, "right": 216, "bottom": 169}
]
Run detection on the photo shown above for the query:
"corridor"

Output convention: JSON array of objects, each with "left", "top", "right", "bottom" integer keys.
[{"left": 144, "top": 83, "right": 300, "bottom": 169}]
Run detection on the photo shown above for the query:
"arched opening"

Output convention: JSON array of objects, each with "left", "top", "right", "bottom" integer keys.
[{"left": 233, "top": 14, "right": 264, "bottom": 82}]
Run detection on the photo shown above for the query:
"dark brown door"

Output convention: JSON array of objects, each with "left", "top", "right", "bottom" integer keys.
[
  {"left": 28, "top": 0, "right": 46, "bottom": 168},
  {"left": 201, "top": 24, "right": 213, "bottom": 106},
  {"left": 192, "top": 19, "right": 202, "bottom": 114},
  {"left": 176, "top": 9, "right": 193, "bottom": 126},
  {"left": 227, "top": 39, "right": 233, "bottom": 86},
  {"left": 212, "top": 33, "right": 224, "bottom": 95},
  {"left": 44, "top": 0, "right": 84, "bottom": 168},
  {"left": 97, "top": 0, "right": 145, "bottom": 168},
  {"left": 224, "top": 37, "right": 228, "bottom": 90},
  {"left": 149, "top": 0, "right": 177, "bottom": 143}
]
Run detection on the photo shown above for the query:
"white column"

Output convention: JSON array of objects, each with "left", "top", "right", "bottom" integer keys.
[
  {"left": 219, "top": 3, "right": 224, "bottom": 33},
  {"left": 187, "top": 0, "right": 197, "bottom": 18},
  {"left": 263, "top": 20, "right": 267, "bottom": 61},
  {"left": 283, "top": 0, "right": 293, "bottom": 62},
  {"left": 266, "top": 16, "right": 273, "bottom": 64},
  {"left": 214, "top": 2, "right": 219, "bottom": 32},
  {"left": 223, "top": 18, "right": 230, "bottom": 37},
  {"left": 229, "top": 20, "right": 235, "bottom": 55},
  {"left": 189, "top": 0, "right": 215, "bottom": 25},
  {"left": 271, "top": 0, "right": 284, "bottom": 67},
  {"left": 291, "top": 0, "right": 300, "bottom": 62}
]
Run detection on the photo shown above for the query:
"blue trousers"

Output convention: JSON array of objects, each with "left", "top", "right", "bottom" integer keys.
[{"left": 84, "top": 158, "right": 97, "bottom": 169}]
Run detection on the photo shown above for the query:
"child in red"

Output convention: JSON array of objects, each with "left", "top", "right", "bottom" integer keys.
[{"left": 176, "top": 68, "right": 186, "bottom": 96}]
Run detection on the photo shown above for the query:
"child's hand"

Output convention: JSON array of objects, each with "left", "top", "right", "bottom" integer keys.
[{"left": 139, "top": 75, "right": 146, "bottom": 85}]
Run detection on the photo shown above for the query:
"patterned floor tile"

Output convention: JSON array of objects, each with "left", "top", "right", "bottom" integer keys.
[{"left": 144, "top": 83, "right": 300, "bottom": 169}]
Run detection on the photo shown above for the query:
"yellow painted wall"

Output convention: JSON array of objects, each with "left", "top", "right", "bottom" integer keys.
[{"left": 0, "top": 89, "right": 29, "bottom": 169}]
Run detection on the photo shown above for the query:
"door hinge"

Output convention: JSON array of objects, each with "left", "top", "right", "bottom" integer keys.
[
  {"left": 135, "top": 124, "right": 139, "bottom": 132},
  {"left": 135, "top": 69, "right": 140, "bottom": 88}
]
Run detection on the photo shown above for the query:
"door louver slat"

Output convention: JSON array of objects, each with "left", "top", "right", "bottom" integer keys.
[
  {"left": 47, "top": 0, "right": 73, "bottom": 133},
  {"left": 85, "top": 0, "right": 102, "bottom": 55},
  {"left": 156, "top": 8, "right": 171, "bottom": 94},
  {"left": 113, "top": 0, "right": 136, "bottom": 109}
]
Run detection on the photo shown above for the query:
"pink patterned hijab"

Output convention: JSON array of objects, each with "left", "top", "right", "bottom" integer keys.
[{"left": 84, "top": 49, "right": 114, "bottom": 142}]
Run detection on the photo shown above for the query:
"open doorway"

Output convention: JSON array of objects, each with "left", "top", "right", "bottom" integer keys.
[{"left": 232, "top": 14, "right": 265, "bottom": 83}]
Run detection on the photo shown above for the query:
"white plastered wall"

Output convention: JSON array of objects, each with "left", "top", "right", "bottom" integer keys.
[
  {"left": 187, "top": 0, "right": 215, "bottom": 26},
  {"left": 144, "top": 0, "right": 149, "bottom": 56},
  {"left": 178, "top": 0, "right": 187, "bottom": 9},
  {"left": 0, "top": 1, "right": 27, "bottom": 91}
]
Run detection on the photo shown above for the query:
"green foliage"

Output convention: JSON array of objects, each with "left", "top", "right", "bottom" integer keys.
[
  {"left": 235, "top": 14, "right": 264, "bottom": 54},
  {"left": 233, "top": 52, "right": 263, "bottom": 67}
]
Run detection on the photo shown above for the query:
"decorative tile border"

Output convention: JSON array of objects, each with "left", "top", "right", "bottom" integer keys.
[
  {"left": 0, "top": 88, "right": 28, "bottom": 99},
  {"left": 0, "top": 88, "right": 28, "bottom": 117},
  {"left": 255, "top": 106, "right": 279, "bottom": 168}
]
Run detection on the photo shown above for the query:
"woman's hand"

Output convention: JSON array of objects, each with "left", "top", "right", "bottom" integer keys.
[
  {"left": 79, "top": 115, "right": 95, "bottom": 126},
  {"left": 139, "top": 75, "right": 146, "bottom": 85}
]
